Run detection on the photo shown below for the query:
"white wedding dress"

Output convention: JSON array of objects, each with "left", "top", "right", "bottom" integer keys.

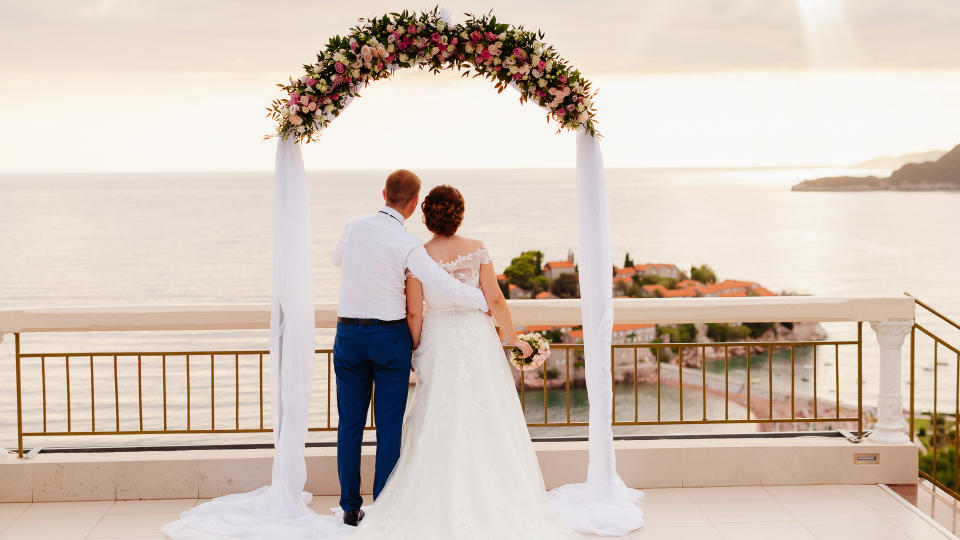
[{"left": 349, "top": 247, "right": 580, "bottom": 540}]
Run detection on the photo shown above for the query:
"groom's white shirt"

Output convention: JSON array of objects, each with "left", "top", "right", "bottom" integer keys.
[{"left": 332, "top": 206, "right": 489, "bottom": 319}]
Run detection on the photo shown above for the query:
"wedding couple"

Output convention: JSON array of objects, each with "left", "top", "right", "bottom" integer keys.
[
  {"left": 162, "top": 169, "right": 583, "bottom": 540},
  {"left": 332, "top": 170, "right": 578, "bottom": 538}
]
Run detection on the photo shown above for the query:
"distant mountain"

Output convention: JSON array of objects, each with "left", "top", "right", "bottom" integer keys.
[
  {"left": 853, "top": 150, "right": 947, "bottom": 170},
  {"left": 792, "top": 144, "right": 960, "bottom": 192}
]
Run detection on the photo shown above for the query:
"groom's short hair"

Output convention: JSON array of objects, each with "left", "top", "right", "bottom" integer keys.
[{"left": 385, "top": 169, "right": 421, "bottom": 206}]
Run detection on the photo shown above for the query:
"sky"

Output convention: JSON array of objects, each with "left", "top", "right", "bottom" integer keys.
[{"left": 1, "top": 0, "right": 959, "bottom": 172}]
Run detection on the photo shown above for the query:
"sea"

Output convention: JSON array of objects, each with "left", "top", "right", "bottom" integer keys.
[{"left": 1, "top": 167, "right": 958, "bottom": 450}]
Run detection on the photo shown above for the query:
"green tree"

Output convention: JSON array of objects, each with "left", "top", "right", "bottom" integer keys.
[
  {"left": 624, "top": 252, "right": 635, "bottom": 268},
  {"left": 550, "top": 272, "right": 580, "bottom": 298},
  {"left": 706, "top": 323, "right": 751, "bottom": 342},
  {"left": 504, "top": 251, "right": 545, "bottom": 292},
  {"left": 690, "top": 264, "right": 717, "bottom": 284}
]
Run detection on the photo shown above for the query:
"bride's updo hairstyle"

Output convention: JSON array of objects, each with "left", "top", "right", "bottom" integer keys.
[{"left": 421, "top": 185, "right": 465, "bottom": 237}]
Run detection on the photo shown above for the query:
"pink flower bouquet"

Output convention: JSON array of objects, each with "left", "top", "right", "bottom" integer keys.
[{"left": 510, "top": 332, "right": 550, "bottom": 371}]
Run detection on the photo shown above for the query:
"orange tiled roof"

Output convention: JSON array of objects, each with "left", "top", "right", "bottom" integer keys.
[
  {"left": 612, "top": 323, "right": 655, "bottom": 331},
  {"left": 662, "top": 289, "right": 697, "bottom": 298},
  {"left": 535, "top": 291, "right": 557, "bottom": 299},
  {"left": 616, "top": 267, "right": 637, "bottom": 276},
  {"left": 753, "top": 287, "right": 777, "bottom": 296},
  {"left": 523, "top": 325, "right": 566, "bottom": 332},
  {"left": 613, "top": 276, "right": 633, "bottom": 285},
  {"left": 544, "top": 261, "right": 574, "bottom": 269},
  {"left": 635, "top": 263, "right": 678, "bottom": 271},
  {"left": 676, "top": 279, "right": 702, "bottom": 289},
  {"left": 569, "top": 330, "right": 583, "bottom": 339}
]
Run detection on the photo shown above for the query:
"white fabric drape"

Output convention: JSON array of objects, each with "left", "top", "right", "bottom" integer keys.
[
  {"left": 546, "top": 131, "right": 644, "bottom": 536},
  {"left": 162, "top": 139, "right": 349, "bottom": 539}
]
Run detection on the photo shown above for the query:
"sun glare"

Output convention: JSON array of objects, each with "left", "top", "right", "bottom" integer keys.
[{"left": 794, "top": 0, "right": 862, "bottom": 68}]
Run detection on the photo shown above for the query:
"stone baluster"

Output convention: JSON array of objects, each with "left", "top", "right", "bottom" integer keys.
[{"left": 868, "top": 320, "right": 913, "bottom": 443}]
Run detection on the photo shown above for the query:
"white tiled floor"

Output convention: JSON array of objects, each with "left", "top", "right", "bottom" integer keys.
[{"left": 0, "top": 485, "right": 952, "bottom": 539}]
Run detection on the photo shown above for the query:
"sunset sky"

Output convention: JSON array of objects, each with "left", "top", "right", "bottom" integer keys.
[{"left": 2, "top": 0, "right": 959, "bottom": 172}]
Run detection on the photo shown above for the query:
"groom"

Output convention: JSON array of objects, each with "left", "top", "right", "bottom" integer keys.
[{"left": 331, "top": 169, "right": 489, "bottom": 525}]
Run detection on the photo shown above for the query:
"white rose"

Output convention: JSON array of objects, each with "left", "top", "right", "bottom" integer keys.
[
  {"left": 459, "top": 31, "right": 468, "bottom": 39},
  {"left": 465, "top": 43, "right": 474, "bottom": 53},
  {"left": 493, "top": 57, "right": 501, "bottom": 65},
  {"left": 387, "top": 43, "right": 395, "bottom": 52},
  {"left": 324, "top": 104, "right": 335, "bottom": 112},
  {"left": 531, "top": 55, "right": 540, "bottom": 65},
  {"left": 399, "top": 53, "right": 409, "bottom": 62},
  {"left": 498, "top": 32, "right": 506, "bottom": 40},
  {"left": 296, "top": 125, "right": 306, "bottom": 134},
  {"left": 431, "top": 46, "right": 439, "bottom": 55},
  {"left": 538, "top": 78, "right": 547, "bottom": 88}
]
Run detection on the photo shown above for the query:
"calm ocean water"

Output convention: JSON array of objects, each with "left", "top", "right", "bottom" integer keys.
[{"left": 1, "top": 168, "right": 958, "bottom": 450}]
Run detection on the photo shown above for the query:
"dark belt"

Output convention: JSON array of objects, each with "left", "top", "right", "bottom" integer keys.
[{"left": 337, "top": 317, "right": 406, "bottom": 326}]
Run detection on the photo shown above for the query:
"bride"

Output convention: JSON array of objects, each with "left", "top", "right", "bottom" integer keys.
[{"left": 348, "top": 185, "right": 579, "bottom": 539}]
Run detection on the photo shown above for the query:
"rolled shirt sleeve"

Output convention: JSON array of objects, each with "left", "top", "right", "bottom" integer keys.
[{"left": 405, "top": 245, "right": 489, "bottom": 312}]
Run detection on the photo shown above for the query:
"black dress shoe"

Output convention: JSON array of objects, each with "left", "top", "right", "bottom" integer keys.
[{"left": 344, "top": 509, "right": 365, "bottom": 526}]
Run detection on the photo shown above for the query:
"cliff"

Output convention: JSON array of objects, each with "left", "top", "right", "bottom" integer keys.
[{"left": 792, "top": 143, "right": 960, "bottom": 191}]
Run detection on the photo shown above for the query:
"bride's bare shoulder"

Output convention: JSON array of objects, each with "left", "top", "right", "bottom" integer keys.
[{"left": 455, "top": 236, "right": 485, "bottom": 252}]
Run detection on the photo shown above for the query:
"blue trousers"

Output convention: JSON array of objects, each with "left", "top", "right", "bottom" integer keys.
[{"left": 333, "top": 321, "right": 412, "bottom": 512}]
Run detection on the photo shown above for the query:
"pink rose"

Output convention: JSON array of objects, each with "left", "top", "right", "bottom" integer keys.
[
  {"left": 299, "top": 95, "right": 310, "bottom": 105},
  {"left": 377, "top": 61, "right": 383, "bottom": 70},
  {"left": 492, "top": 64, "right": 501, "bottom": 71},
  {"left": 480, "top": 48, "right": 491, "bottom": 60},
  {"left": 513, "top": 72, "right": 523, "bottom": 81},
  {"left": 450, "top": 37, "right": 458, "bottom": 45},
  {"left": 470, "top": 30, "right": 482, "bottom": 41},
  {"left": 513, "top": 47, "right": 524, "bottom": 57},
  {"left": 431, "top": 32, "right": 441, "bottom": 42},
  {"left": 289, "top": 92, "right": 300, "bottom": 103},
  {"left": 457, "top": 53, "right": 465, "bottom": 61},
  {"left": 332, "top": 93, "right": 340, "bottom": 100},
  {"left": 386, "top": 54, "right": 396, "bottom": 63},
  {"left": 334, "top": 62, "right": 345, "bottom": 73},
  {"left": 485, "top": 31, "right": 497, "bottom": 41},
  {"left": 308, "top": 102, "right": 317, "bottom": 111},
  {"left": 538, "top": 61, "right": 546, "bottom": 71},
  {"left": 559, "top": 75, "right": 567, "bottom": 83},
  {"left": 536, "top": 89, "right": 546, "bottom": 97},
  {"left": 349, "top": 38, "right": 358, "bottom": 51},
  {"left": 408, "top": 24, "right": 417, "bottom": 34},
  {"left": 304, "top": 76, "right": 316, "bottom": 86}
]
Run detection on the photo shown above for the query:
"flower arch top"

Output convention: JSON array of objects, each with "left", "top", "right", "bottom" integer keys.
[{"left": 268, "top": 8, "right": 598, "bottom": 143}]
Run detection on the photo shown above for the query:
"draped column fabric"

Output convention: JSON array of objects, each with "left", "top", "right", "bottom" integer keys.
[
  {"left": 161, "top": 139, "right": 348, "bottom": 539},
  {"left": 546, "top": 131, "right": 644, "bottom": 536}
]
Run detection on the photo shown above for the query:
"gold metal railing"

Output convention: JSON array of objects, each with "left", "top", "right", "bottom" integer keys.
[
  {"left": 12, "top": 323, "right": 865, "bottom": 457},
  {"left": 909, "top": 295, "right": 960, "bottom": 499}
]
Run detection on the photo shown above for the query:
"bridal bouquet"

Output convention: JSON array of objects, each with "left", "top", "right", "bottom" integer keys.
[{"left": 509, "top": 332, "right": 550, "bottom": 371}]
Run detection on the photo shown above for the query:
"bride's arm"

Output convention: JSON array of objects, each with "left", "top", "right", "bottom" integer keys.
[
  {"left": 405, "top": 275, "right": 424, "bottom": 349},
  {"left": 478, "top": 262, "right": 521, "bottom": 347}
]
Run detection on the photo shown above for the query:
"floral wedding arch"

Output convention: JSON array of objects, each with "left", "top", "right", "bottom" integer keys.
[{"left": 165, "top": 9, "right": 641, "bottom": 540}]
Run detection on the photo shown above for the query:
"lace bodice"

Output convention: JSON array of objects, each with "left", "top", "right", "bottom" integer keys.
[{"left": 426, "top": 246, "right": 491, "bottom": 313}]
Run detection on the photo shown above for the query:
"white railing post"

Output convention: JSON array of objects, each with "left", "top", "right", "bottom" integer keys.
[{"left": 868, "top": 320, "right": 913, "bottom": 443}]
